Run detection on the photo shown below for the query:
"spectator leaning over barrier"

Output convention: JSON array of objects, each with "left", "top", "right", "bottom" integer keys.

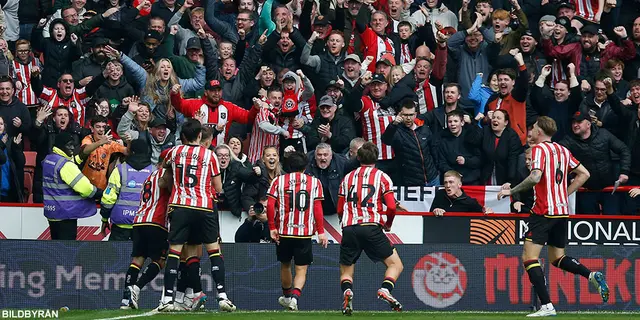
[
  {"left": 430, "top": 170, "right": 491, "bottom": 217},
  {"left": 100, "top": 139, "right": 154, "bottom": 241},
  {"left": 81, "top": 115, "right": 128, "bottom": 190},
  {"left": 215, "top": 143, "right": 258, "bottom": 218},
  {"left": 382, "top": 99, "right": 440, "bottom": 187},
  {"left": 560, "top": 105, "right": 631, "bottom": 215},
  {"left": 43, "top": 132, "right": 103, "bottom": 240},
  {"left": 242, "top": 145, "right": 284, "bottom": 213},
  {"left": 305, "top": 143, "right": 358, "bottom": 216}
]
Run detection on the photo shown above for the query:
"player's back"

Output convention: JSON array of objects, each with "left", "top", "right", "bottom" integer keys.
[
  {"left": 166, "top": 145, "right": 220, "bottom": 210},
  {"left": 135, "top": 168, "right": 170, "bottom": 229},
  {"left": 531, "top": 141, "right": 578, "bottom": 216},
  {"left": 339, "top": 166, "right": 393, "bottom": 228},
  {"left": 268, "top": 172, "right": 323, "bottom": 237}
]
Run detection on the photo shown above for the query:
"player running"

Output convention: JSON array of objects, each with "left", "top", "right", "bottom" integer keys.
[
  {"left": 266, "top": 152, "right": 328, "bottom": 311},
  {"left": 121, "top": 149, "right": 171, "bottom": 310},
  {"left": 336, "top": 142, "right": 402, "bottom": 315},
  {"left": 157, "top": 119, "right": 235, "bottom": 312},
  {"left": 498, "top": 116, "right": 609, "bottom": 317}
]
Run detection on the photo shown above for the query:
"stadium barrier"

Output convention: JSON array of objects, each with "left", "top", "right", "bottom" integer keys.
[{"left": 0, "top": 240, "right": 637, "bottom": 311}]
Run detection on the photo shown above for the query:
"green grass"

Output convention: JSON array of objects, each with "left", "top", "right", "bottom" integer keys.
[{"left": 56, "top": 310, "right": 640, "bottom": 320}]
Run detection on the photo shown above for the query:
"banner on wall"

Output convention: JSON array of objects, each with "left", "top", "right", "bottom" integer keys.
[{"left": 0, "top": 241, "right": 637, "bottom": 311}]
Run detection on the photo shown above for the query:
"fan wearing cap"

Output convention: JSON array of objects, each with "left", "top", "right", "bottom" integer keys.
[
  {"left": 71, "top": 37, "right": 110, "bottom": 88},
  {"left": 519, "top": 31, "right": 547, "bottom": 81},
  {"left": 560, "top": 109, "right": 630, "bottom": 214},
  {"left": 299, "top": 95, "right": 356, "bottom": 153},
  {"left": 354, "top": 10, "right": 397, "bottom": 72},
  {"left": 578, "top": 26, "right": 635, "bottom": 88},
  {"left": 540, "top": 16, "right": 581, "bottom": 87},
  {"left": 302, "top": 14, "right": 333, "bottom": 55},
  {"left": 170, "top": 79, "right": 259, "bottom": 147}
]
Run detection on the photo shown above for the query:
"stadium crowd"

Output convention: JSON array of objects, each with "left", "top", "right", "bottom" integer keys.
[{"left": 0, "top": 0, "right": 640, "bottom": 235}]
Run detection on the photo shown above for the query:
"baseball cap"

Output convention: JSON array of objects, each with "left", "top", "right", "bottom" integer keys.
[
  {"left": 326, "top": 80, "right": 340, "bottom": 90},
  {"left": 313, "top": 15, "right": 329, "bottom": 26},
  {"left": 144, "top": 30, "right": 163, "bottom": 42},
  {"left": 539, "top": 15, "right": 556, "bottom": 23},
  {"left": 555, "top": 17, "right": 576, "bottom": 34},
  {"left": 149, "top": 117, "right": 167, "bottom": 128},
  {"left": 205, "top": 79, "right": 222, "bottom": 90},
  {"left": 370, "top": 73, "right": 386, "bottom": 84},
  {"left": 92, "top": 37, "right": 109, "bottom": 47},
  {"left": 557, "top": 1, "right": 576, "bottom": 11},
  {"left": 376, "top": 53, "right": 396, "bottom": 66},
  {"left": 282, "top": 73, "right": 297, "bottom": 82},
  {"left": 521, "top": 30, "right": 535, "bottom": 39},
  {"left": 318, "top": 95, "right": 336, "bottom": 107},
  {"left": 572, "top": 111, "right": 590, "bottom": 122},
  {"left": 186, "top": 37, "right": 202, "bottom": 50},
  {"left": 344, "top": 54, "right": 361, "bottom": 64},
  {"left": 581, "top": 24, "right": 600, "bottom": 36}
]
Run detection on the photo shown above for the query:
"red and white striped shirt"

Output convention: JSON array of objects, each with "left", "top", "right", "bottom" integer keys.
[
  {"left": 338, "top": 166, "right": 394, "bottom": 227},
  {"left": 40, "top": 86, "right": 89, "bottom": 126},
  {"left": 574, "top": 0, "right": 600, "bottom": 22},
  {"left": 13, "top": 59, "right": 40, "bottom": 106},
  {"left": 248, "top": 107, "right": 280, "bottom": 164},
  {"left": 360, "top": 96, "right": 395, "bottom": 160},
  {"left": 361, "top": 26, "right": 395, "bottom": 73},
  {"left": 530, "top": 141, "right": 579, "bottom": 216},
  {"left": 166, "top": 145, "right": 220, "bottom": 210},
  {"left": 267, "top": 172, "right": 324, "bottom": 236},
  {"left": 135, "top": 167, "right": 170, "bottom": 229}
]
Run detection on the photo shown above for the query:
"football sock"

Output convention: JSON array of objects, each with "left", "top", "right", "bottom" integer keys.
[
  {"left": 176, "top": 261, "right": 188, "bottom": 294},
  {"left": 552, "top": 255, "right": 591, "bottom": 278},
  {"left": 381, "top": 277, "right": 396, "bottom": 292},
  {"left": 282, "top": 286, "right": 292, "bottom": 298},
  {"left": 123, "top": 262, "right": 141, "bottom": 299},
  {"left": 341, "top": 279, "right": 353, "bottom": 292},
  {"left": 163, "top": 249, "right": 182, "bottom": 300},
  {"left": 136, "top": 261, "right": 161, "bottom": 289},
  {"left": 186, "top": 256, "right": 203, "bottom": 293},
  {"left": 291, "top": 288, "right": 302, "bottom": 299},
  {"left": 208, "top": 249, "right": 227, "bottom": 299},
  {"left": 524, "top": 259, "right": 551, "bottom": 305}
]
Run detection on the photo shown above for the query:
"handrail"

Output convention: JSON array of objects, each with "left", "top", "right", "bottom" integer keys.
[{"left": 397, "top": 212, "right": 640, "bottom": 220}]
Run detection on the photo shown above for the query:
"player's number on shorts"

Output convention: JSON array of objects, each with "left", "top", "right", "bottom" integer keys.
[
  {"left": 347, "top": 184, "right": 375, "bottom": 208},
  {"left": 176, "top": 164, "right": 199, "bottom": 188},
  {"left": 285, "top": 190, "right": 310, "bottom": 211}
]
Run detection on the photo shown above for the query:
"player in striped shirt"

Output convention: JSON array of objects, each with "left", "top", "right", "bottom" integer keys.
[
  {"left": 336, "top": 142, "right": 403, "bottom": 315},
  {"left": 498, "top": 116, "right": 609, "bottom": 317},
  {"left": 267, "top": 152, "right": 328, "bottom": 311},
  {"left": 121, "top": 150, "right": 171, "bottom": 310},
  {"left": 157, "top": 119, "right": 235, "bottom": 312}
]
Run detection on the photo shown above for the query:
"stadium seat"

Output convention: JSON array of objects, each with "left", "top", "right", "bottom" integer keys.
[{"left": 24, "top": 151, "right": 37, "bottom": 174}]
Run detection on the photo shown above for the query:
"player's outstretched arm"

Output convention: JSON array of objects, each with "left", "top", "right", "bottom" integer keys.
[
  {"left": 568, "top": 164, "right": 590, "bottom": 196},
  {"left": 498, "top": 169, "right": 542, "bottom": 199}
]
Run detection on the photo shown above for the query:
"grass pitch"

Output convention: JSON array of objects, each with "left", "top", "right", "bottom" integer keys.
[{"left": 57, "top": 310, "right": 640, "bottom": 320}]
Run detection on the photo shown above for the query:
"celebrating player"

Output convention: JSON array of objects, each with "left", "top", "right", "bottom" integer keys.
[
  {"left": 121, "top": 149, "right": 171, "bottom": 310},
  {"left": 497, "top": 116, "right": 609, "bottom": 317},
  {"left": 157, "top": 119, "right": 236, "bottom": 312},
  {"left": 266, "top": 152, "right": 328, "bottom": 311},
  {"left": 336, "top": 142, "right": 403, "bottom": 315}
]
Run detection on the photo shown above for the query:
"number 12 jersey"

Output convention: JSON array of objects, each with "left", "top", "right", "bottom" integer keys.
[
  {"left": 165, "top": 145, "right": 221, "bottom": 210},
  {"left": 338, "top": 166, "right": 394, "bottom": 228}
]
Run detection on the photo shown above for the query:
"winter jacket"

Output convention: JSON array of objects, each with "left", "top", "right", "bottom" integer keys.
[
  {"left": 301, "top": 46, "right": 347, "bottom": 97},
  {"left": 381, "top": 122, "right": 440, "bottom": 186},
  {"left": 305, "top": 152, "right": 359, "bottom": 215},
  {"left": 485, "top": 64, "right": 529, "bottom": 145},
  {"left": 579, "top": 94, "right": 624, "bottom": 140},
  {"left": 0, "top": 137, "right": 25, "bottom": 202},
  {"left": 299, "top": 113, "right": 356, "bottom": 154},
  {"left": 71, "top": 54, "right": 105, "bottom": 87},
  {"left": 94, "top": 78, "right": 137, "bottom": 104},
  {"left": 468, "top": 74, "right": 494, "bottom": 119},
  {"left": 0, "top": 97, "right": 32, "bottom": 139},
  {"left": 436, "top": 125, "right": 483, "bottom": 185},
  {"left": 241, "top": 160, "right": 277, "bottom": 212},
  {"left": 171, "top": 5, "right": 230, "bottom": 56},
  {"left": 218, "top": 160, "right": 258, "bottom": 217},
  {"left": 559, "top": 126, "right": 631, "bottom": 190},
  {"left": 530, "top": 83, "right": 582, "bottom": 142},
  {"left": 420, "top": 105, "right": 471, "bottom": 135},
  {"left": 429, "top": 189, "right": 484, "bottom": 213},
  {"left": 31, "top": 20, "right": 83, "bottom": 88},
  {"left": 262, "top": 28, "right": 308, "bottom": 76},
  {"left": 467, "top": 125, "right": 524, "bottom": 185},
  {"left": 210, "top": 41, "right": 263, "bottom": 105},
  {"left": 447, "top": 28, "right": 492, "bottom": 110},
  {"left": 602, "top": 94, "right": 640, "bottom": 175}
]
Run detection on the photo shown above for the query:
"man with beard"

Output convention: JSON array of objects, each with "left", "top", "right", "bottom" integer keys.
[
  {"left": 31, "top": 106, "right": 89, "bottom": 203},
  {"left": 531, "top": 64, "right": 582, "bottom": 141},
  {"left": 340, "top": 54, "right": 362, "bottom": 94},
  {"left": 301, "top": 31, "right": 348, "bottom": 97},
  {"left": 248, "top": 88, "right": 290, "bottom": 163},
  {"left": 300, "top": 95, "right": 356, "bottom": 153},
  {"left": 436, "top": 110, "right": 483, "bottom": 185},
  {"left": 171, "top": 80, "right": 259, "bottom": 147},
  {"left": 12, "top": 40, "right": 43, "bottom": 108},
  {"left": 72, "top": 37, "right": 110, "bottom": 88},
  {"left": 422, "top": 83, "right": 470, "bottom": 134},
  {"left": 81, "top": 115, "right": 128, "bottom": 190},
  {"left": 430, "top": 170, "right": 486, "bottom": 216}
]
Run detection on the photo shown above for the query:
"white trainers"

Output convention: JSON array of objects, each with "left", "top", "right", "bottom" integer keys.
[
  {"left": 189, "top": 292, "right": 208, "bottom": 311},
  {"left": 377, "top": 288, "right": 402, "bottom": 312},
  {"left": 526, "top": 303, "right": 556, "bottom": 317},
  {"left": 278, "top": 296, "right": 291, "bottom": 309},
  {"left": 288, "top": 297, "right": 298, "bottom": 311},
  {"left": 156, "top": 300, "right": 174, "bottom": 312},
  {"left": 218, "top": 298, "right": 237, "bottom": 312},
  {"left": 173, "top": 302, "right": 190, "bottom": 311},
  {"left": 589, "top": 271, "right": 610, "bottom": 303},
  {"left": 128, "top": 285, "right": 140, "bottom": 310}
]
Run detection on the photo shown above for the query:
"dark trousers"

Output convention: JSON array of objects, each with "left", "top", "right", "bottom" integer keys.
[
  {"left": 49, "top": 219, "right": 77, "bottom": 240},
  {"left": 577, "top": 192, "right": 621, "bottom": 215},
  {"left": 109, "top": 224, "right": 133, "bottom": 241}
]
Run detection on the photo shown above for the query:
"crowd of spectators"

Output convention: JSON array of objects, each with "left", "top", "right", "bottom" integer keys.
[{"left": 0, "top": 0, "right": 640, "bottom": 234}]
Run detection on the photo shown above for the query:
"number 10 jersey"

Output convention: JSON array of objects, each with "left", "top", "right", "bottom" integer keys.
[
  {"left": 338, "top": 166, "right": 394, "bottom": 228},
  {"left": 165, "top": 145, "right": 221, "bottom": 210},
  {"left": 268, "top": 172, "right": 324, "bottom": 237}
]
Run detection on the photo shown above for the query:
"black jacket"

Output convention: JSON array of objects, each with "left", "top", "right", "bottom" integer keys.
[
  {"left": 467, "top": 125, "right": 523, "bottom": 185},
  {"left": 234, "top": 218, "right": 270, "bottom": 243},
  {"left": 436, "top": 125, "right": 483, "bottom": 185},
  {"left": 31, "top": 19, "right": 82, "bottom": 88},
  {"left": 217, "top": 160, "right": 258, "bottom": 217},
  {"left": 241, "top": 160, "right": 277, "bottom": 212},
  {"left": 420, "top": 106, "right": 471, "bottom": 135},
  {"left": 305, "top": 152, "right": 358, "bottom": 215},
  {"left": 381, "top": 122, "right": 439, "bottom": 186},
  {"left": 579, "top": 94, "right": 624, "bottom": 140},
  {"left": 600, "top": 94, "right": 640, "bottom": 175},
  {"left": 300, "top": 113, "right": 356, "bottom": 154},
  {"left": 429, "top": 189, "right": 483, "bottom": 213},
  {"left": 531, "top": 83, "right": 582, "bottom": 142},
  {"left": 0, "top": 98, "right": 32, "bottom": 139},
  {"left": 559, "top": 126, "right": 631, "bottom": 190},
  {"left": 0, "top": 138, "right": 25, "bottom": 202},
  {"left": 261, "top": 28, "right": 308, "bottom": 77},
  {"left": 71, "top": 54, "right": 106, "bottom": 87}
]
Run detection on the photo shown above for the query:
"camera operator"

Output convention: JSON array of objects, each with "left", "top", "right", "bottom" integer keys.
[{"left": 235, "top": 199, "right": 270, "bottom": 243}]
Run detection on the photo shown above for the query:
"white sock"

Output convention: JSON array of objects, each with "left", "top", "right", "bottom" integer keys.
[
  {"left": 161, "top": 295, "right": 173, "bottom": 304},
  {"left": 175, "top": 291, "right": 185, "bottom": 303},
  {"left": 185, "top": 288, "right": 194, "bottom": 296},
  {"left": 121, "top": 299, "right": 129, "bottom": 305},
  {"left": 218, "top": 292, "right": 228, "bottom": 300}
]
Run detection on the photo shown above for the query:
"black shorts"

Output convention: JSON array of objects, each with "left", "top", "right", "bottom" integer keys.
[
  {"left": 339, "top": 224, "right": 394, "bottom": 266},
  {"left": 526, "top": 214, "right": 568, "bottom": 248},
  {"left": 167, "top": 206, "right": 219, "bottom": 245},
  {"left": 131, "top": 225, "right": 168, "bottom": 261},
  {"left": 276, "top": 237, "right": 313, "bottom": 266}
]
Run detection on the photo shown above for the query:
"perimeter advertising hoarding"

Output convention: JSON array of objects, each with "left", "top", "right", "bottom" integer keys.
[
  {"left": 0, "top": 241, "right": 637, "bottom": 311},
  {"left": 423, "top": 215, "right": 640, "bottom": 245}
]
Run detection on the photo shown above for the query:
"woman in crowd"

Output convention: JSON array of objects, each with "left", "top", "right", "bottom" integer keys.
[
  {"left": 215, "top": 144, "right": 259, "bottom": 218},
  {"left": 228, "top": 136, "right": 249, "bottom": 165},
  {"left": 241, "top": 145, "right": 282, "bottom": 213},
  {"left": 117, "top": 99, "right": 153, "bottom": 142},
  {"left": 0, "top": 117, "right": 25, "bottom": 202}
]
